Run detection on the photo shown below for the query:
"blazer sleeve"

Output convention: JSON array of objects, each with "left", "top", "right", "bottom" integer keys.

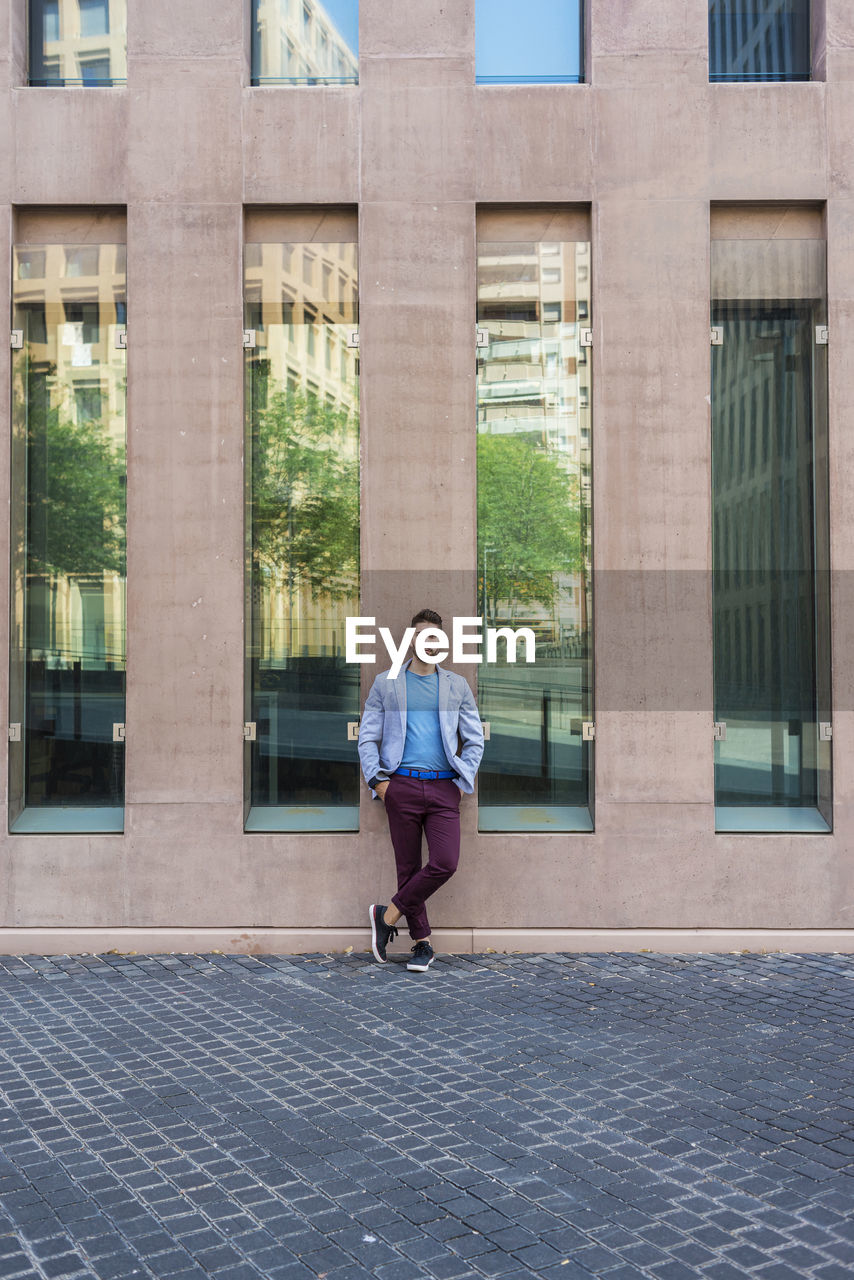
[
  {"left": 456, "top": 680, "right": 485, "bottom": 774},
  {"left": 357, "top": 677, "right": 386, "bottom": 787}
]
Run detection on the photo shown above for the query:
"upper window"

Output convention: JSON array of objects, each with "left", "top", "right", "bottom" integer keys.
[
  {"left": 251, "top": 0, "right": 358, "bottom": 86},
  {"left": 29, "top": 0, "right": 126, "bottom": 86},
  {"left": 709, "top": 0, "right": 811, "bottom": 82},
  {"left": 476, "top": 0, "right": 584, "bottom": 85}
]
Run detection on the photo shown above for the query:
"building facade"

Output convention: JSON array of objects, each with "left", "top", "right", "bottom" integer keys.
[{"left": 1, "top": 1, "right": 853, "bottom": 953}]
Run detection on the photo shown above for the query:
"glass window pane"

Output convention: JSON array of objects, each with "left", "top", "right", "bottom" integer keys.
[
  {"left": 43, "top": 0, "right": 59, "bottom": 43},
  {"left": 79, "top": 0, "right": 109, "bottom": 38},
  {"left": 709, "top": 0, "right": 810, "bottom": 81},
  {"left": 244, "top": 240, "right": 360, "bottom": 832},
  {"left": 477, "top": 238, "right": 593, "bottom": 832},
  {"left": 64, "top": 246, "right": 100, "bottom": 277},
  {"left": 251, "top": 0, "right": 358, "bottom": 86},
  {"left": 711, "top": 238, "right": 831, "bottom": 832},
  {"left": 10, "top": 243, "right": 127, "bottom": 834},
  {"left": 29, "top": 0, "right": 126, "bottom": 85},
  {"left": 17, "top": 250, "right": 46, "bottom": 280},
  {"left": 476, "top": 0, "right": 584, "bottom": 84},
  {"left": 80, "top": 57, "right": 112, "bottom": 84}
]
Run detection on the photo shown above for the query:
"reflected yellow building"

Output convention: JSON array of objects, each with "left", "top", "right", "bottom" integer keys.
[
  {"left": 11, "top": 243, "right": 126, "bottom": 673},
  {"left": 476, "top": 240, "right": 591, "bottom": 639},
  {"left": 245, "top": 241, "right": 359, "bottom": 667},
  {"left": 252, "top": 0, "right": 358, "bottom": 83},
  {"left": 33, "top": 0, "right": 127, "bottom": 84}
]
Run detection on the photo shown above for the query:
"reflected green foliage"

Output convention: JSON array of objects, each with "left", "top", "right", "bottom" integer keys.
[
  {"left": 252, "top": 385, "right": 359, "bottom": 600},
  {"left": 477, "top": 431, "right": 582, "bottom": 621},
  {"left": 23, "top": 365, "right": 126, "bottom": 579}
]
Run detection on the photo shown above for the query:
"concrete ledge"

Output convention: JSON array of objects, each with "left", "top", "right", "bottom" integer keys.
[{"left": 1, "top": 927, "right": 854, "bottom": 955}]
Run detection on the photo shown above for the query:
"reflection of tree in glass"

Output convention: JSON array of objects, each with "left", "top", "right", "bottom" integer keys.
[
  {"left": 23, "top": 366, "right": 126, "bottom": 579},
  {"left": 251, "top": 385, "right": 359, "bottom": 618},
  {"left": 477, "top": 432, "right": 582, "bottom": 623}
]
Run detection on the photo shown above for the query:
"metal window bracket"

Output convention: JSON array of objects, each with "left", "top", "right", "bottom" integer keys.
[
  {"left": 115, "top": 328, "right": 127, "bottom": 349},
  {"left": 579, "top": 329, "right": 593, "bottom": 348},
  {"left": 476, "top": 327, "right": 489, "bottom": 348},
  {"left": 112, "top": 723, "right": 126, "bottom": 743},
  {"left": 243, "top": 329, "right": 256, "bottom": 349},
  {"left": 582, "top": 721, "right": 595, "bottom": 741},
  {"left": 711, "top": 326, "right": 724, "bottom": 346},
  {"left": 347, "top": 721, "right": 360, "bottom": 741},
  {"left": 714, "top": 721, "right": 727, "bottom": 741},
  {"left": 819, "top": 722, "right": 832, "bottom": 741},
  {"left": 481, "top": 721, "right": 491, "bottom": 741},
  {"left": 346, "top": 330, "right": 360, "bottom": 349},
  {"left": 815, "top": 325, "right": 828, "bottom": 345},
  {"left": 10, "top": 330, "right": 23, "bottom": 349},
  {"left": 243, "top": 722, "right": 257, "bottom": 742},
  {"left": 8, "top": 724, "right": 21, "bottom": 742}
]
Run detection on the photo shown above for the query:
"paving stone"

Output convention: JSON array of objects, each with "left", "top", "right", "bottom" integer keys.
[
  {"left": 649, "top": 1261, "right": 705, "bottom": 1280},
  {"left": 823, "top": 1239, "right": 854, "bottom": 1265},
  {"left": 723, "top": 1242, "right": 774, "bottom": 1268},
  {"left": 474, "top": 1252, "right": 530, "bottom": 1276},
  {"left": 702, "top": 1262, "right": 770, "bottom": 1280},
  {"left": 753, "top": 1265, "right": 815, "bottom": 1280},
  {"left": 423, "top": 1257, "right": 478, "bottom": 1279}
]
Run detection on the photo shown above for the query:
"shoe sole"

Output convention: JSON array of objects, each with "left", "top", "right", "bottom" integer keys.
[
  {"left": 407, "top": 958, "right": 434, "bottom": 972},
  {"left": 369, "top": 905, "right": 386, "bottom": 963}
]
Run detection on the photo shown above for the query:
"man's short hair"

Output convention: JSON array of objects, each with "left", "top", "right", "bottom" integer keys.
[{"left": 411, "top": 608, "right": 442, "bottom": 629}]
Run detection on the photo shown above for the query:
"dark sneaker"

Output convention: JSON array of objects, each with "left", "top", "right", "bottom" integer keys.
[
  {"left": 407, "top": 941, "right": 435, "bottom": 972},
  {"left": 369, "top": 903, "right": 398, "bottom": 963}
]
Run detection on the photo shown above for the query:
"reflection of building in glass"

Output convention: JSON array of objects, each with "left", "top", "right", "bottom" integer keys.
[
  {"left": 252, "top": 0, "right": 358, "bottom": 84},
  {"left": 708, "top": 0, "right": 810, "bottom": 81},
  {"left": 245, "top": 242, "right": 358, "bottom": 416},
  {"left": 476, "top": 241, "right": 591, "bottom": 639},
  {"left": 12, "top": 244, "right": 127, "bottom": 674},
  {"left": 245, "top": 242, "right": 359, "bottom": 669},
  {"left": 245, "top": 238, "right": 360, "bottom": 818},
  {"left": 476, "top": 236, "right": 593, "bottom": 825},
  {"left": 711, "top": 238, "right": 827, "bottom": 812},
  {"left": 712, "top": 311, "right": 814, "bottom": 714},
  {"left": 29, "top": 0, "right": 127, "bottom": 85}
]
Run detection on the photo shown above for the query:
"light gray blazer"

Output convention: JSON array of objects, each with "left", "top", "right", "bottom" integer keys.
[{"left": 358, "top": 659, "right": 485, "bottom": 796}]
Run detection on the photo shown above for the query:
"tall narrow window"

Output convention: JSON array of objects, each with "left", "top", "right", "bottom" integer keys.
[
  {"left": 709, "top": 1, "right": 811, "bottom": 81},
  {"left": 476, "top": 227, "right": 593, "bottom": 832},
  {"left": 10, "top": 242, "right": 127, "bottom": 833},
  {"left": 244, "top": 232, "right": 359, "bottom": 831},
  {"left": 711, "top": 235, "right": 831, "bottom": 831},
  {"left": 29, "top": 0, "right": 126, "bottom": 86},
  {"left": 476, "top": 0, "right": 584, "bottom": 84},
  {"left": 251, "top": 0, "right": 358, "bottom": 86}
]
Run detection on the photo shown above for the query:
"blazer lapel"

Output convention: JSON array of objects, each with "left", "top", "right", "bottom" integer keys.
[
  {"left": 390, "top": 665, "right": 407, "bottom": 745},
  {"left": 437, "top": 666, "right": 450, "bottom": 740}
]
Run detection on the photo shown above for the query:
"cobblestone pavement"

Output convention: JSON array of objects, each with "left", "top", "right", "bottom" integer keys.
[{"left": 1, "top": 950, "right": 853, "bottom": 1280}]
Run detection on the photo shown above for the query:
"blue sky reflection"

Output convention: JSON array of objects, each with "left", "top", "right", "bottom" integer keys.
[
  {"left": 321, "top": 0, "right": 358, "bottom": 55},
  {"left": 476, "top": 0, "right": 582, "bottom": 82}
]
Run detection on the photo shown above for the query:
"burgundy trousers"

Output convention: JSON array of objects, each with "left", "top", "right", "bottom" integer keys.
[{"left": 384, "top": 774, "right": 461, "bottom": 941}]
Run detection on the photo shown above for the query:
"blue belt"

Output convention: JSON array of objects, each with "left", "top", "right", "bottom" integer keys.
[{"left": 394, "top": 768, "right": 456, "bottom": 780}]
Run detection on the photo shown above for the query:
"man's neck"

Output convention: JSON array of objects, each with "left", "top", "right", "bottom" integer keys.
[{"left": 408, "top": 656, "right": 437, "bottom": 677}]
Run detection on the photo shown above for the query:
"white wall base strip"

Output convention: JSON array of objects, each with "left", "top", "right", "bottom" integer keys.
[{"left": 1, "top": 927, "right": 854, "bottom": 955}]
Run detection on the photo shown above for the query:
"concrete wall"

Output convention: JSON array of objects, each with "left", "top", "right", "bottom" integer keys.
[{"left": 1, "top": 0, "right": 853, "bottom": 953}]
